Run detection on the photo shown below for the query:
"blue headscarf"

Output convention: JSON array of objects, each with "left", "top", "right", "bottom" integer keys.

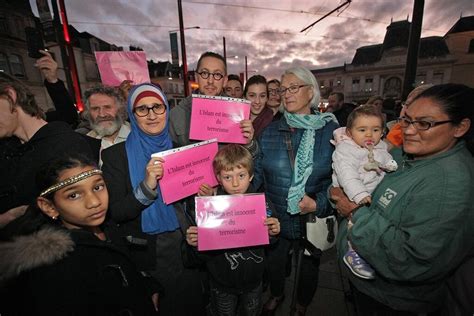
[{"left": 125, "top": 83, "right": 179, "bottom": 234}]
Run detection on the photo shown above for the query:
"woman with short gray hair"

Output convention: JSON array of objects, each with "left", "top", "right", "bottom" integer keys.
[{"left": 253, "top": 66, "right": 338, "bottom": 315}]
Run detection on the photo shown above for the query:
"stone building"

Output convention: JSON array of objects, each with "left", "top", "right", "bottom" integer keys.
[
  {"left": 312, "top": 16, "right": 474, "bottom": 103},
  {"left": 0, "top": 0, "right": 121, "bottom": 112}
]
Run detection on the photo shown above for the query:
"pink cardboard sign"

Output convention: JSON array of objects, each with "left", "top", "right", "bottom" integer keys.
[
  {"left": 95, "top": 51, "right": 150, "bottom": 86},
  {"left": 189, "top": 95, "right": 251, "bottom": 144},
  {"left": 152, "top": 139, "right": 219, "bottom": 204},
  {"left": 196, "top": 194, "right": 269, "bottom": 251}
]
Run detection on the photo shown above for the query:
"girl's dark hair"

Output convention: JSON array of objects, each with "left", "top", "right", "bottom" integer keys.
[
  {"left": 0, "top": 154, "right": 98, "bottom": 240},
  {"left": 414, "top": 84, "right": 474, "bottom": 155},
  {"left": 346, "top": 104, "right": 385, "bottom": 129},
  {"left": 244, "top": 75, "right": 267, "bottom": 96}
]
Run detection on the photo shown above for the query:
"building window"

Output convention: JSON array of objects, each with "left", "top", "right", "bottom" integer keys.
[
  {"left": 337, "top": 77, "right": 342, "bottom": 86},
  {"left": 468, "top": 39, "right": 474, "bottom": 54},
  {"left": 365, "top": 78, "right": 373, "bottom": 92},
  {"left": 0, "top": 17, "right": 8, "bottom": 33},
  {"left": 320, "top": 80, "right": 325, "bottom": 88},
  {"left": 14, "top": 17, "right": 23, "bottom": 38},
  {"left": 433, "top": 72, "right": 444, "bottom": 85},
  {"left": 383, "top": 77, "right": 402, "bottom": 98},
  {"left": 352, "top": 79, "right": 360, "bottom": 92},
  {"left": 329, "top": 79, "right": 334, "bottom": 87},
  {"left": 10, "top": 54, "right": 25, "bottom": 77},
  {"left": 0, "top": 52, "right": 10, "bottom": 74}
]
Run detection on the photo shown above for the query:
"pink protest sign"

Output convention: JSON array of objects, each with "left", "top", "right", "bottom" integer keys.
[
  {"left": 95, "top": 51, "right": 150, "bottom": 86},
  {"left": 152, "top": 139, "right": 218, "bottom": 204},
  {"left": 196, "top": 194, "right": 269, "bottom": 251},
  {"left": 189, "top": 95, "right": 251, "bottom": 144}
]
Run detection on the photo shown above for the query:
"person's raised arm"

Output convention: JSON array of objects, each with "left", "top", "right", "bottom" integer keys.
[{"left": 36, "top": 50, "right": 78, "bottom": 126}]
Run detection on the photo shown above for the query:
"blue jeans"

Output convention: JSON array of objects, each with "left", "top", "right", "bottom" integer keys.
[{"left": 210, "top": 282, "right": 262, "bottom": 316}]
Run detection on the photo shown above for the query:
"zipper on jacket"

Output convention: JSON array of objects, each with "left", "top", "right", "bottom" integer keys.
[{"left": 105, "top": 264, "right": 129, "bottom": 287}]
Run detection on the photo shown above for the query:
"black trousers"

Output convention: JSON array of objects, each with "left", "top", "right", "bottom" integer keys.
[
  {"left": 152, "top": 229, "right": 207, "bottom": 316},
  {"left": 266, "top": 237, "right": 321, "bottom": 307}
]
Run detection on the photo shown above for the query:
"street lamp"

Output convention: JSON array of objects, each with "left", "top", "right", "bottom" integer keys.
[
  {"left": 177, "top": 0, "right": 201, "bottom": 97},
  {"left": 168, "top": 26, "right": 200, "bottom": 67}
]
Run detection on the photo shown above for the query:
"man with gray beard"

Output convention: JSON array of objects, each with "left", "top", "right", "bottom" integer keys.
[{"left": 84, "top": 85, "right": 130, "bottom": 159}]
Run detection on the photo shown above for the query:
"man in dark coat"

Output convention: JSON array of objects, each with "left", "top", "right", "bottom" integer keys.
[
  {"left": 0, "top": 73, "right": 98, "bottom": 227},
  {"left": 327, "top": 92, "right": 355, "bottom": 127}
]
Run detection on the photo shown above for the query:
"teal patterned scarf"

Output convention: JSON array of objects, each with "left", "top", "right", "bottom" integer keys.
[{"left": 284, "top": 111, "right": 337, "bottom": 214}]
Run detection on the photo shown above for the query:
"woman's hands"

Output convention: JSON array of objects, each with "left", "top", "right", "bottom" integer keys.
[
  {"left": 330, "top": 187, "right": 359, "bottom": 217},
  {"left": 151, "top": 293, "right": 159, "bottom": 312},
  {"left": 299, "top": 194, "right": 317, "bottom": 215},
  {"left": 144, "top": 157, "right": 165, "bottom": 190},
  {"left": 186, "top": 226, "right": 198, "bottom": 247},
  {"left": 265, "top": 217, "right": 280, "bottom": 236}
]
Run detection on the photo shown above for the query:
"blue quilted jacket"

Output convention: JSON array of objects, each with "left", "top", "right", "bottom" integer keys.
[{"left": 253, "top": 118, "right": 338, "bottom": 239}]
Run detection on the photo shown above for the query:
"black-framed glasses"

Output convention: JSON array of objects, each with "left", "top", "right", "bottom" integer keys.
[
  {"left": 133, "top": 103, "right": 166, "bottom": 117},
  {"left": 397, "top": 117, "right": 453, "bottom": 131},
  {"left": 197, "top": 71, "right": 224, "bottom": 80},
  {"left": 278, "top": 84, "right": 309, "bottom": 96}
]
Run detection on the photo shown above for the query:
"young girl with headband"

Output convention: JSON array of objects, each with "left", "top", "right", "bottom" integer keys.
[{"left": 0, "top": 154, "right": 160, "bottom": 315}]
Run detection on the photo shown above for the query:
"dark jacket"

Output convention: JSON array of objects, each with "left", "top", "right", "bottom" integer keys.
[
  {"left": 0, "top": 226, "right": 157, "bottom": 316},
  {"left": 44, "top": 79, "right": 79, "bottom": 128},
  {"left": 0, "top": 122, "right": 99, "bottom": 214},
  {"left": 252, "top": 107, "right": 274, "bottom": 138},
  {"left": 253, "top": 118, "right": 337, "bottom": 239},
  {"left": 187, "top": 188, "right": 275, "bottom": 293},
  {"left": 337, "top": 142, "right": 474, "bottom": 312},
  {"left": 333, "top": 103, "right": 355, "bottom": 127},
  {"left": 101, "top": 142, "right": 159, "bottom": 271},
  {"left": 101, "top": 142, "right": 207, "bottom": 316}
]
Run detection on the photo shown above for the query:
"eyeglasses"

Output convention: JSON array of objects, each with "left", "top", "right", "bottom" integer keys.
[
  {"left": 397, "top": 117, "right": 453, "bottom": 131},
  {"left": 278, "top": 84, "right": 309, "bottom": 96},
  {"left": 268, "top": 88, "right": 279, "bottom": 95},
  {"left": 197, "top": 71, "right": 224, "bottom": 81},
  {"left": 133, "top": 103, "right": 166, "bottom": 117}
]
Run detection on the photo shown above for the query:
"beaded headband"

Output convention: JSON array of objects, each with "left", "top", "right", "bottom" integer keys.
[{"left": 39, "top": 169, "right": 103, "bottom": 197}]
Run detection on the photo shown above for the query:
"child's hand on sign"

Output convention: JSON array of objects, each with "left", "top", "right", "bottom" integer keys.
[
  {"left": 186, "top": 226, "right": 199, "bottom": 247},
  {"left": 198, "top": 183, "right": 215, "bottom": 196},
  {"left": 265, "top": 217, "right": 280, "bottom": 236}
]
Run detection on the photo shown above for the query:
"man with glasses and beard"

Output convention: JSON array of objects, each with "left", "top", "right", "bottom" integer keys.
[{"left": 83, "top": 86, "right": 130, "bottom": 158}]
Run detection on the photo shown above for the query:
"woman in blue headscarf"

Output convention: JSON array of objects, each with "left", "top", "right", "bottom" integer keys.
[{"left": 102, "top": 83, "right": 206, "bottom": 316}]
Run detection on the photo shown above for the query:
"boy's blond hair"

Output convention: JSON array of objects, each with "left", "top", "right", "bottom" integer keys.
[{"left": 213, "top": 144, "right": 253, "bottom": 177}]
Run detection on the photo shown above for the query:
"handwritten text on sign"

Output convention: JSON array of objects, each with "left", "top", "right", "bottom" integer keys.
[
  {"left": 152, "top": 139, "right": 218, "bottom": 204},
  {"left": 196, "top": 194, "right": 269, "bottom": 251},
  {"left": 189, "top": 95, "right": 251, "bottom": 144}
]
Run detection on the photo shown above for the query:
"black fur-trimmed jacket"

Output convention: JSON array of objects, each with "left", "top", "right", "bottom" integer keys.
[{"left": 0, "top": 226, "right": 158, "bottom": 316}]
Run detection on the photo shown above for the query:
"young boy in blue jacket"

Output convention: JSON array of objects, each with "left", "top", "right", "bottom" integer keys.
[{"left": 186, "top": 144, "right": 280, "bottom": 316}]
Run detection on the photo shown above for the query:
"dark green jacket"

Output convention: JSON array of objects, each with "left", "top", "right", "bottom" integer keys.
[{"left": 337, "top": 142, "right": 474, "bottom": 312}]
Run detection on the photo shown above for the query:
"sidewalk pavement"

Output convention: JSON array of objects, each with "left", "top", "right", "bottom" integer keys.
[{"left": 262, "top": 247, "right": 356, "bottom": 316}]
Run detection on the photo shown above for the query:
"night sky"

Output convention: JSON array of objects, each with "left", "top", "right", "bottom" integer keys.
[{"left": 30, "top": 0, "right": 474, "bottom": 79}]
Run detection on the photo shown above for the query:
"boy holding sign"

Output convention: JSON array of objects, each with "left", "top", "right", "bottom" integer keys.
[{"left": 186, "top": 144, "right": 280, "bottom": 316}]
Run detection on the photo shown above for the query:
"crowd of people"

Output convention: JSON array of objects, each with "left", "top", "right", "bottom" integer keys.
[{"left": 0, "top": 49, "right": 473, "bottom": 316}]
